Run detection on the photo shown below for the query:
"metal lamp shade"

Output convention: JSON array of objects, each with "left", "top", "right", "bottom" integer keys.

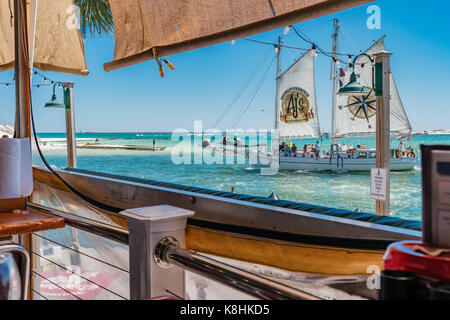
[
  {"left": 337, "top": 72, "right": 370, "bottom": 97},
  {"left": 44, "top": 94, "right": 65, "bottom": 108}
]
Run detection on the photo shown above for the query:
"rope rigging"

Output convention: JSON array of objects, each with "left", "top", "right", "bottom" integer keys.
[
  {"left": 211, "top": 47, "right": 273, "bottom": 129},
  {"left": 229, "top": 54, "right": 276, "bottom": 129}
]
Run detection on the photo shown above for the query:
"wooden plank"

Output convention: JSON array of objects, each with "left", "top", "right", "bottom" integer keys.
[
  {"left": 375, "top": 52, "right": 392, "bottom": 215},
  {"left": 0, "top": 208, "right": 65, "bottom": 237},
  {"left": 0, "top": 198, "right": 27, "bottom": 212}
]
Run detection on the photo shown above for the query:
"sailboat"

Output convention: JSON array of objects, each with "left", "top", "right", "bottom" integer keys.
[{"left": 256, "top": 31, "right": 418, "bottom": 172}]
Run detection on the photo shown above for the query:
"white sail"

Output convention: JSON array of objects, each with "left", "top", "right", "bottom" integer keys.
[
  {"left": 276, "top": 50, "right": 321, "bottom": 139},
  {"left": 334, "top": 37, "right": 412, "bottom": 138}
]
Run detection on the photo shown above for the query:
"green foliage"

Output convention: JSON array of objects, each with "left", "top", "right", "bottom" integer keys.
[{"left": 73, "top": 0, "right": 113, "bottom": 38}]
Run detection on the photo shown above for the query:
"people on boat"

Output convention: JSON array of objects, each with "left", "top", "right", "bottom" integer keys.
[
  {"left": 234, "top": 137, "right": 242, "bottom": 146},
  {"left": 341, "top": 144, "right": 348, "bottom": 152},
  {"left": 288, "top": 140, "right": 293, "bottom": 149},
  {"left": 202, "top": 137, "right": 211, "bottom": 148},
  {"left": 348, "top": 143, "right": 355, "bottom": 153},
  {"left": 280, "top": 141, "right": 286, "bottom": 152},
  {"left": 361, "top": 144, "right": 368, "bottom": 149},
  {"left": 357, "top": 144, "right": 361, "bottom": 149},
  {"left": 292, "top": 143, "right": 298, "bottom": 157},
  {"left": 314, "top": 141, "right": 320, "bottom": 158},
  {"left": 397, "top": 141, "right": 406, "bottom": 157},
  {"left": 222, "top": 135, "right": 228, "bottom": 145},
  {"left": 285, "top": 144, "right": 291, "bottom": 156}
]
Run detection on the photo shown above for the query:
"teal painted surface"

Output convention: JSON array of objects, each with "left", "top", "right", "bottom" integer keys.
[{"left": 33, "top": 133, "right": 450, "bottom": 221}]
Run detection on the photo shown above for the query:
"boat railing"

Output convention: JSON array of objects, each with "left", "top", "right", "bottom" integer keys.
[{"left": 25, "top": 203, "right": 317, "bottom": 300}]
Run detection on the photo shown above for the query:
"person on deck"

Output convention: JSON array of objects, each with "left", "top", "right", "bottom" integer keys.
[
  {"left": 314, "top": 141, "right": 321, "bottom": 159},
  {"left": 341, "top": 144, "right": 348, "bottom": 152},
  {"left": 361, "top": 144, "right": 368, "bottom": 149},
  {"left": 288, "top": 140, "right": 293, "bottom": 149},
  {"left": 292, "top": 143, "right": 298, "bottom": 157},
  {"left": 397, "top": 142, "right": 406, "bottom": 157}
]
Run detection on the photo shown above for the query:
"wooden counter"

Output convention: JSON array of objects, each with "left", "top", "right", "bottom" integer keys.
[{"left": 0, "top": 208, "right": 65, "bottom": 237}]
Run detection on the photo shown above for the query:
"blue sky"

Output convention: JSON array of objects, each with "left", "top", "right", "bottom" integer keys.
[{"left": 1, "top": 0, "right": 449, "bottom": 133}]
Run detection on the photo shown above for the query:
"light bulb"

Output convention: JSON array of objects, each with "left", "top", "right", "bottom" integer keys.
[
  {"left": 230, "top": 40, "right": 235, "bottom": 45},
  {"left": 311, "top": 45, "right": 317, "bottom": 58},
  {"left": 348, "top": 55, "right": 352, "bottom": 63},
  {"left": 274, "top": 46, "right": 279, "bottom": 53},
  {"left": 283, "top": 26, "right": 290, "bottom": 35}
]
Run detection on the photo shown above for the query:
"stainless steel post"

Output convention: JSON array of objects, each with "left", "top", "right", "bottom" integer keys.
[
  {"left": 121, "top": 205, "right": 194, "bottom": 300},
  {"left": 155, "top": 238, "right": 318, "bottom": 300}
]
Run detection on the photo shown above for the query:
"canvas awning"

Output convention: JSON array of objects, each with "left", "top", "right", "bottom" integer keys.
[
  {"left": 104, "top": 0, "right": 373, "bottom": 72},
  {"left": 0, "top": 0, "right": 88, "bottom": 76}
]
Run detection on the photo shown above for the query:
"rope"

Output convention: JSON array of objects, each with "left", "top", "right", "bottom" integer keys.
[
  {"left": 211, "top": 47, "right": 272, "bottom": 129},
  {"left": 229, "top": 55, "right": 276, "bottom": 129}
]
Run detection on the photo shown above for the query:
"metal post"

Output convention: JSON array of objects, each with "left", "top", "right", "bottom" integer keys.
[
  {"left": 374, "top": 51, "right": 392, "bottom": 215},
  {"left": 120, "top": 205, "right": 194, "bottom": 300},
  {"left": 63, "top": 82, "right": 77, "bottom": 168}
]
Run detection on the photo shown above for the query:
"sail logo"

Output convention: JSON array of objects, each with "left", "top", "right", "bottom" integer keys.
[
  {"left": 344, "top": 87, "right": 377, "bottom": 128},
  {"left": 280, "top": 87, "right": 314, "bottom": 124}
]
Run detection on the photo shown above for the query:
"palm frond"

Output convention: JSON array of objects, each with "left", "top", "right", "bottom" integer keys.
[{"left": 73, "top": 0, "right": 113, "bottom": 38}]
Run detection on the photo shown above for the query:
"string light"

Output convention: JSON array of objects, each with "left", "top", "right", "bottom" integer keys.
[
  {"left": 230, "top": 39, "right": 235, "bottom": 45},
  {"left": 283, "top": 26, "right": 290, "bottom": 35},
  {"left": 274, "top": 45, "right": 279, "bottom": 53},
  {"left": 311, "top": 44, "right": 318, "bottom": 57},
  {"left": 1, "top": 70, "right": 65, "bottom": 90}
]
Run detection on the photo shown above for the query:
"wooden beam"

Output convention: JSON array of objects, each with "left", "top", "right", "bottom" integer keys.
[
  {"left": 375, "top": 52, "right": 392, "bottom": 215},
  {"left": 13, "top": 0, "right": 31, "bottom": 139}
]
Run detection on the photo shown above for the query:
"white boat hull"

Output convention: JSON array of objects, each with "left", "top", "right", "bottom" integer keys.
[{"left": 277, "top": 155, "right": 417, "bottom": 172}]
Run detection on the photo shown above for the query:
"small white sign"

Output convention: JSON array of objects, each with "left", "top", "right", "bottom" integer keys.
[{"left": 370, "top": 168, "right": 387, "bottom": 201}]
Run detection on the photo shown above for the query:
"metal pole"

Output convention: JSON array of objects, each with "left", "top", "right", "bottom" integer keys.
[
  {"left": 330, "top": 19, "right": 339, "bottom": 148},
  {"left": 374, "top": 51, "right": 392, "bottom": 215},
  {"left": 63, "top": 82, "right": 77, "bottom": 168}
]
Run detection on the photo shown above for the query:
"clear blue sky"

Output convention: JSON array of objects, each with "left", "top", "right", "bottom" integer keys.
[{"left": 1, "top": 0, "right": 449, "bottom": 133}]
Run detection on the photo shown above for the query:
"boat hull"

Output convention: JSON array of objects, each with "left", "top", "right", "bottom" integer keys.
[{"left": 278, "top": 156, "right": 418, "bottom": 172}]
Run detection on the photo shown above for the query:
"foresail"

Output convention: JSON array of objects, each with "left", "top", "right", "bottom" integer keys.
[
  {"left": 276, "top": 50, "right": 321, "bottom": 139},
  {"left": 333, "top": 37, "right": 412, "bottom": 138}
]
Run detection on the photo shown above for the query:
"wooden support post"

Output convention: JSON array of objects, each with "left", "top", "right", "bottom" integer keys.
[
  {"left": 63, "top": 82, "right": 77, "bottom": 168},
  {"left": 13, "top": 0, "right": 31, "bottom": 139},
  {"left": 374, "top": 51, "right": 392, "bottom": 215},
  {"left": 13, "top": 0, "right": 33, "bottom": 299}
]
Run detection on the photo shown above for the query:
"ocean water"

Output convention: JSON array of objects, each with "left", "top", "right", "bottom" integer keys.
[{"left": 33, "top": 132, "right": 450, "bottom": 221}]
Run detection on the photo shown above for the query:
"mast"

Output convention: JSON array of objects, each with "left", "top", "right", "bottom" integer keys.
[
  {"left": 330, "top": 19, "right": 339, "bottom": 148},
  {"left": 273, "top": 36, "right": 282, "bottom": 131}
]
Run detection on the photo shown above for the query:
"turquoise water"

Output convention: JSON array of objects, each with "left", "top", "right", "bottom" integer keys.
[{"left": 33, "top": 132, "right": 450, "bottom": 221}]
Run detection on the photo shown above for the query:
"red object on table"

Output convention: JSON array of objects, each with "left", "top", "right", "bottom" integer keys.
[{"left": 383, "top": 241, "right": 450, "bottom": 282}]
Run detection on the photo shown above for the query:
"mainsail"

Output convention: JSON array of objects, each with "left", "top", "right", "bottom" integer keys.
[
  {"left": 276, "top": 50, "right": 321, "bottom": 139},
  {"left": 334, "top": 37, "right": 412, "bottom": 138}
]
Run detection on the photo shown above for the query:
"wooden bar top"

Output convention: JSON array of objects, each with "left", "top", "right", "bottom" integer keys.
[{"left": 0, "top": 208, "right": 65, "bottom": 237}]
